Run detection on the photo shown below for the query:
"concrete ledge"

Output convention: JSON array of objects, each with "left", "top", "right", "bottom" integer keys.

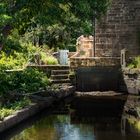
[{"left": 0, "top": 99, "right": 54, "bottom": 133}]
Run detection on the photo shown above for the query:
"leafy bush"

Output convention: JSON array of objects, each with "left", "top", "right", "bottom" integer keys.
[
  {"left": 0, "top": 51, "right": 28, "bottom": 70},
  {"left": 16, "top": 68, "right": 50, "bottom": 93},
  {"left": 2, "top": 31, "right": 58, "bottom": 67},
  {"left": 28, "top": 45, "right": 58, "bottom": 65},
  {"left": 127, "top": 56, "right": 140, "bottom": 69},
  {"left": 0, "top": 68, "right": 50, "bottom": 97}
]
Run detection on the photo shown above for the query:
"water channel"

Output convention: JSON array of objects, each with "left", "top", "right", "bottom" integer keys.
[{"left": 0, "top": 103, "right": 140, "bottom": 140}]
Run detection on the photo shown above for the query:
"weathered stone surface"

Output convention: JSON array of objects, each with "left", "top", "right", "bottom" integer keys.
[
  {"left": 95, "top": 0, "right": 140, "bottom": 57},
  {"left": 124, "top": 95, "right": 140, "bottom": 119},
  {"left": 70, "top": 57, "right": 120, "bottom": 68},
  {"left": 71, "top": 35, "right": 94, "bottom": 58},
  {"left": 123, "top": 68, "right": 140, "bottom": 95}
]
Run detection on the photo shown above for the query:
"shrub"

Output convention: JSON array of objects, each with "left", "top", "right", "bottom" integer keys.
[
  {"left": 16, "top": 68, "right": 50, "bottom": 93},
  {"left": 25, "top": 43, "right": 58, "bottom": 65},
  {"left": 0, "top": 51, "right": 28, "bottom": 70},
  {"left": 0, "top": 68, "right": 50, "bottom": 97},
  {"left": 127, "top": 56, "right": 140, "bottom": 69},
  {"left": 45, "top": 56, "right": 58, "bottom": 65}
]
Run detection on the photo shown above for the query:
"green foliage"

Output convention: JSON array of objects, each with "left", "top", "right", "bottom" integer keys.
[
  {"left": 127, "top": 56, "right": 140, "bottom": 69},
  {"left": 0, "top": 51, "right": 28, "bottom": 70},
  {"left": 0, "top": 2, "right": 12, "bottom": 27},
  {"left": 0, "top": 108, "right": 14, "bottom": 120},
  {"left": 0, "top": 14, "right": 12, "bottom": 27},
  {"left": 44, "top": 56, "right": 58, "bottom": 65},
  {"left": 0, "top": 0, "right": 111, "bottom": 50},
  {"left": 128, "top": 118, "right": 140, "bottom": 133},
  {"left": 16, "top": 68, "right": 50, "bottom": 93},
  {"left": 127, "top": 63, "right": 135, "bottom": 69},
  {"left": 0, "top": 68, "right": 50, "bottom": 96},
  {"left": 7, "top": 98, "right": 31, "bottom": 110},
  {"left": 0, "top": 98, "right": 31, "bottom": 120}
]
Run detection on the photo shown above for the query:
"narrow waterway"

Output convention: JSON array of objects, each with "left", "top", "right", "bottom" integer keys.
[{"left": 0, "top": 106, "right": 140, "bottom": 140}]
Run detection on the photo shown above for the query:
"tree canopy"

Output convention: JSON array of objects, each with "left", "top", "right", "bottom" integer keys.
[{"left": 0, "top": 0, "right": 111, "bottom": 50}]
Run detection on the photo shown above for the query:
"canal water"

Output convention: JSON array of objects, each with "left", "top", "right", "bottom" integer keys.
[{"left": 0, "top": 106, "right": 140, "bottom": 140}]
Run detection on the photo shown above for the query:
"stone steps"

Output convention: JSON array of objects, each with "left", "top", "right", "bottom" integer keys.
[
  {"left": 46, "top": 65, "right": 69, "bottom": 70},
  {"left": 51, "top": 74, "right": 69, "bottom": 80},
  {"left": 50, "top": 79, "right": 71, "bottom": 84},
  {"left": 50, "top": 66, "right": 71, "bottom": 84},
  {"left": 52, "top": 70, "right": 70, "bottom": 75}
]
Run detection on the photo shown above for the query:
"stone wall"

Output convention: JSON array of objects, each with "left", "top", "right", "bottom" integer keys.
[
  {"left": 71, "top": 35, "right": 94, "bottom": 57},
  {"left": 123, "top": 68, "right": 140, "bottom": 95},
  {"left": 95, "top": 0, "right": 140, "bottom": 57},
  {"left": 70, "top": 57, "right": 120, "bottom": 68}
]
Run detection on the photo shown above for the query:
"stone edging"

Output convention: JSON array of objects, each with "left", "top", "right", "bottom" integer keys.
[
  {"left": 0, "top": 85, "right": 75, "bottom": 133},
  {"left": 0, "top": 97, "right": 55, "bottom": 133}
]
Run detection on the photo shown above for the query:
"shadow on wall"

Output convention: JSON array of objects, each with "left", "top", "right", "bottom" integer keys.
[{"left": 76, "top": 66, "right": 127, "bottom": 92}]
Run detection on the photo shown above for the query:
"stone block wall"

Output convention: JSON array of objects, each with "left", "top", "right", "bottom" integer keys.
[
  {"left": 123, "top": 69, "right": 140, "bottom": 95},
  {"left": 70, "top": 57, "right": 120, "bottom": 68},
  {"left": 72, "top": 35, "right": 94, "bottom": 58},
  {"left": 95, "top": 0, "right": 140, "bottom": 57}
]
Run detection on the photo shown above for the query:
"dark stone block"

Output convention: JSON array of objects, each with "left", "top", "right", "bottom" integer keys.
[{"left": 76, "top": 66, "right": 120, "bottom": 92}]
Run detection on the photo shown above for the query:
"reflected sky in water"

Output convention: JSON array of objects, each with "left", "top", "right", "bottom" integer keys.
[{"left": 9, "top": 115, "right": 140, "bottom": 140}]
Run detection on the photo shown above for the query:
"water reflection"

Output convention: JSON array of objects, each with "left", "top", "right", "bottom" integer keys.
[
  {"left": 10, "top": 115, "right": 95, "bottom": 140},
  {"left": 8, "top": 114, "right": 140, "bottom": 140}
]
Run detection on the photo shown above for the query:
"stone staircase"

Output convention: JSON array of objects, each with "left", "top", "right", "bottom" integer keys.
[{"left": 50, "top": 66, "right": 71, "bottom": 84}]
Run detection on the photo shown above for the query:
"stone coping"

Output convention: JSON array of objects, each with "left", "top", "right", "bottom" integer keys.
[
  {"left": 28, "top": 65, "right": 69, "bottom": 67},
  {"left": 70, "top": 57, "right": 120, "bottom": 59},
  {"left": 70, "top": 57, "right": 120, "bottom": 68},
  {"left": 75, "top": 91, "right": 127, "bottom": 100},
  {"left": 0, "top": 98, "right": 54, "bottom": 133}
]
